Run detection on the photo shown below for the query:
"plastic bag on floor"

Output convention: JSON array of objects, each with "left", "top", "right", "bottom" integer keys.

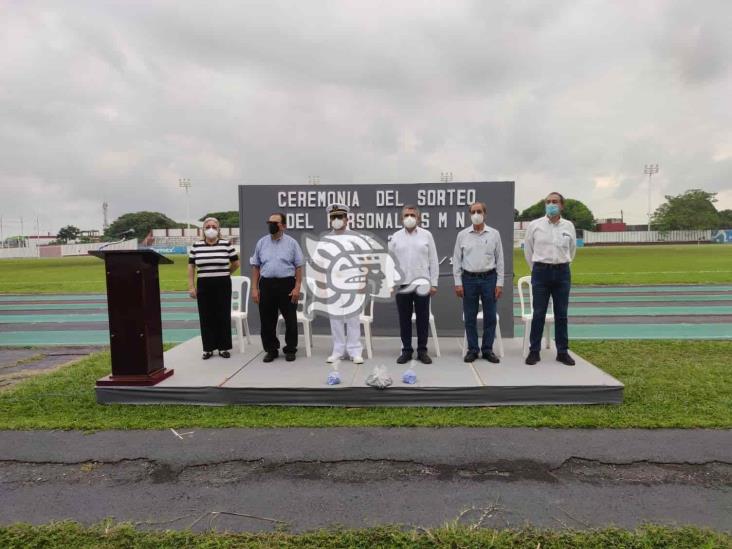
[
  {"left": 366, "top": 365, "right": 392, "bottom": 389},
  {"left": 327, "top": 370, "right": 341, "bottom": 385},
  {"left": 401, "top": 368, "right": 417, "bottom": 384}
]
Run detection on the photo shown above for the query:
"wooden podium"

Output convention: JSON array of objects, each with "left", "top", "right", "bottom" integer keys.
[{"left": 90, "top": 249, "right": 175, "bottom": 386}]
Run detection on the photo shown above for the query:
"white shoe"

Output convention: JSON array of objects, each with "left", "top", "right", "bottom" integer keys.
[
  {"left": 352, "top": 355, "right": 364, "bottom": 364},
  {"left": 326, "top": 354, "right": 342, "bottom": 364}
]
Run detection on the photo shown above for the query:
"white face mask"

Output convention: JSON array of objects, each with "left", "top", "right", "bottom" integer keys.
[
  {"left": 403, "top": 216, "right": 417, "bottom": 229},
  {"left": 204, "top": 228, "right": 218, "bottom": 239},
  {"left": 470, "top": 213, "right": 484, "bottom": 225},
  {"left": 331, "top": 218, "right": 345, "bottom": 230}
]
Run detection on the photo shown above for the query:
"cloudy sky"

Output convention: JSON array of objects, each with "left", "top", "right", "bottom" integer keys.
[{"left": 2, "top": 0, "right": 731, "bottom": 236}]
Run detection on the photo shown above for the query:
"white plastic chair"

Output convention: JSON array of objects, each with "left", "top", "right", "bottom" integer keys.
[
  {"left": 461, "top": 311, "right": 504, "bottom": 358},
  {"left": 276, "top": 282, "right": 313, "bottom": 357},
  {"left": 411, "top": 299, "right": 441, "bottom": 357},
  {"left": 230, "top": 276, "right": 252, "bottom": 353},
  {"left": 517, "top": 275, "right": 554, "bottom": 357},
  {"left": 358, "top": 294, "right": 376, "bottom": 359}
]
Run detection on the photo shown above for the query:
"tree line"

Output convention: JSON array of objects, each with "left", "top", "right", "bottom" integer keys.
[{"left": 49, "top": 189, "right": 731, "bottom": 243}]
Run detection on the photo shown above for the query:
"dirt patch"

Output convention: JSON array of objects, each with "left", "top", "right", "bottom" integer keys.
[
  {"left": 1, "top": 458, "right": 729, "bottom": 487},
  {"left": 0, "top": 346, "right": 103, "bottom": 390}
]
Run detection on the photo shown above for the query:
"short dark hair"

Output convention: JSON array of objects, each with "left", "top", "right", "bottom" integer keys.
[
  {"left": 402, "top": 204, "right": 420, "bottom": 216},
  {"left": 272, "top": 212, "right": 286, "bottom": 224},
  {"left": 546, "top": 192, "right": 565, "bottom": 205},
  {"left": 469, "top": 201, "right": 487, "bottom": 214}
]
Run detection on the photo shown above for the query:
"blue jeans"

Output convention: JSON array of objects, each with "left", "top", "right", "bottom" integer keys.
[
  {"left": 462, "top": 272, "right": 497, "bottom": 354},
  {"left": 530, "top": 263, "right": 571, "bottom": 353}
]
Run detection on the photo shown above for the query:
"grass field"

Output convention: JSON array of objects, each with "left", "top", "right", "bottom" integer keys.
[
  {"left": 0, "top": 244, "right": 730, "bottom": 294},
  {"left": 1, "top": 522, "right": 728, "bottom": 549},
  {"left": 1, "top": 340, "right": 729, "bottom": 429}
]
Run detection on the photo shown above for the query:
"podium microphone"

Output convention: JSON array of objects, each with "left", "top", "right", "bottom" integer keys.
[{"left": 98, "top": 229, "right": 135, "bottom": 250}]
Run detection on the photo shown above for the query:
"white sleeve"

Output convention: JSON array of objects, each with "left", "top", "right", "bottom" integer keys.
[
  {"left": 523, "top": 224, "right": 534, "bottom": 268},
  {"left": 427, "top": 232, "right": 439, "bottom": 287},
  {"left": 569, "top": 223, "right": 577, "bottom": 261},
  {"left": 452, "top": 232, "right": 463, "bottom": 285},
  {"left": 494, "top": 231, "right": 505, "bottom": 287}
]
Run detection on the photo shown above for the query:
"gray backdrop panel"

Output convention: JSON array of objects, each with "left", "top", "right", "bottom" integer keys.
[{"left": 239, "top": 182, "right": 515, "bottom": 337}]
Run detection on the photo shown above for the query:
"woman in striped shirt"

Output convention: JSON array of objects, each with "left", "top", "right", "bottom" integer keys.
[{"left": 187, "top": 217, "right": 240, "bottom": 359}]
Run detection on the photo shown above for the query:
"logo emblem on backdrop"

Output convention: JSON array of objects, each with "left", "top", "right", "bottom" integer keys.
[{"left": 303, "top": 231, "right": 423, "bottom": 320}]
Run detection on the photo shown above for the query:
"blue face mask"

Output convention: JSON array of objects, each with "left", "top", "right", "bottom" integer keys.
[{"left": 545, "top": 203, "right": 560, "bottom": 217}]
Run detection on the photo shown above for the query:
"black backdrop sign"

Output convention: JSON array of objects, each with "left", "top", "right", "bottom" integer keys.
[{"left": 239, "top": 181, "right": 515, "bottom": 337}]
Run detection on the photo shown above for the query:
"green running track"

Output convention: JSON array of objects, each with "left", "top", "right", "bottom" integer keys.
[{"left": 0, "top": 285, "right": 730, "bottom": 346}]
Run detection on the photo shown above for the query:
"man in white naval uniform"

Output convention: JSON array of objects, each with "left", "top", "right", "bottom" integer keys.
[{"left": 324, "top": 203, "right": 365, "bottom": 365}]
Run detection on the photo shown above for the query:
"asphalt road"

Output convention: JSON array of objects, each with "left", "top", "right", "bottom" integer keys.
[{"left": 1, "top": 428, "right": 730, "bottom": 532}]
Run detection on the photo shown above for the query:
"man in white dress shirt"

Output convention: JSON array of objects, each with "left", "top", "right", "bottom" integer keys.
[
  {"left": 452, "top": 201, "right": 504, "bottom": 363},
  {"left": 523, "top": 192, "right": 577, "bottom": 366},
  {"left": 324, "top": 203, "right": 364, "bottom": 365},
  {"left": 388, "top": 205, "right": 439, "bottom": 364}
]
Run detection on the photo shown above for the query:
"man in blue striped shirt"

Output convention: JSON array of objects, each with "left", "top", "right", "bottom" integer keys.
[{"left": 250, "top": 212, "right": 304, "bottom": 362}]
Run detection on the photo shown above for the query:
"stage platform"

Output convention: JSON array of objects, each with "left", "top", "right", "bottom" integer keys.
[{"left": 96, "top": 336, "right": 623, "bottom": 407}]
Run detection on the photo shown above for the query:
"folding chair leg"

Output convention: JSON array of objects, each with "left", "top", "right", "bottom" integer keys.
[
  {"left": 495, "top": 318, "right": 504, "bottom": 358},
  {"left": 363, "top": 322, "right": 373, "bottom": 359},
  {"left": 544, "top": 323, "right": 552, "bottom": 350},
  {"left": 237, "top": 320, "right": 245, "bottom": 353},
  {"left": 430, "top": 319, "right": 441, "bottom": 358},
  {"left": 522, "top": 320, "right": 530, "bottom": 358},
  {"left": 303, "top": 321, "right": 312, "bottom": 357},
  {"left": 243, "top": 319, "right": 252, "bottom": 343}
]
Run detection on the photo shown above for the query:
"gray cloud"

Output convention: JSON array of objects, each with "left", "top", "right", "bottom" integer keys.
[{"left": 1, "top": 0, "right": 731, "bottom": 237}]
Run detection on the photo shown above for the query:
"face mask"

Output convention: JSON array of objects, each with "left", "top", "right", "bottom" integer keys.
[
  {"left": 204, "top": 228, "right": 218, "bottom": 239},
  {"left": 403, "top": 216, "right": 417, "bottom": 229},
  {"left": 268, "top": 222, "right": 279, "bottom": 235},
  {"left": 470, "top": 213, "right": 484, "bottom": 225},
  {"left": 545, "top": 203, "right": 560, "bottom": 217},
  {"left": 331, "top": 218, "right": 345, "bottom": 230}
]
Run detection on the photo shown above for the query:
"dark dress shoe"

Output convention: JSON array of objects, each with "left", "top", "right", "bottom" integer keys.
[
  {"left": 556, "top": 352, "right": 576, "bottom": 366},
  {"left": 525, "top": 351, "right": 540, "bottom": 365},
  {"left": 202, "top": 351, "right": 213, "bottom": 360},
  {"left": 285, "top": 353, "right": 296, "bottom": 362},
  {"left": 482, "top": 350, "right": 500, "bottom": 363},
  {"left": 417, "top": 351, "right": 432, "bottom": 364},
  {"left": 396, "top": 352, "right": 413, "bottom": 364},
  {"left": 263, "top": 351, "right": 279, "bottom": 362},
  {"left": 463, "top": 351, "right": 479, "bottom": 363},
  {"left": 218, "top": 350, "right": 231, "bottom": 359}
]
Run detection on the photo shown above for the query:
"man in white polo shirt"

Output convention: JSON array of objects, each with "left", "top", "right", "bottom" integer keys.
[
  {"left": 388, "top": 205, "right": 439, "bottom": 364},
  {"left": 523, "top": 191, "right": 577, "bottom": 366}
]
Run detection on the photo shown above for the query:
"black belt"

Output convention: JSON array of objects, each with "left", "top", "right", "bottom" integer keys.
[
  {"left": 462, "top": 269, "right": 496, "bottom": 278},
  {"left": 533, "top": 262, "right": 569, "bottom": 269}
]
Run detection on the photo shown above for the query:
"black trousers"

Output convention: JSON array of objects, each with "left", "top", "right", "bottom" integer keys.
[
  {"left": 395, "top": 289, "right": 430, "bottom": 354},
  {"left": 258, "top": 276, "right": 298, "bottom": 354},
  {"left": 196, "top": 276, "right": 232, "bottom": 352}
]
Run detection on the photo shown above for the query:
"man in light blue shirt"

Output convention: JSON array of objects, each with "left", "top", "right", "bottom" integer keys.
[
  {"left": 452, "top": 201, "right": 504, "bottom": 363},
  {"left": 250, "top": 212, "right": 304, "bottom": 362}
]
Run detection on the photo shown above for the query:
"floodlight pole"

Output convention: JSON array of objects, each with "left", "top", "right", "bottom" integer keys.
[
  {"left": 644, "top": 164, "right": 659, "bottom": 231},
  {"left": 179, "top": 178, "right": 192, "bottom": 229}
]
